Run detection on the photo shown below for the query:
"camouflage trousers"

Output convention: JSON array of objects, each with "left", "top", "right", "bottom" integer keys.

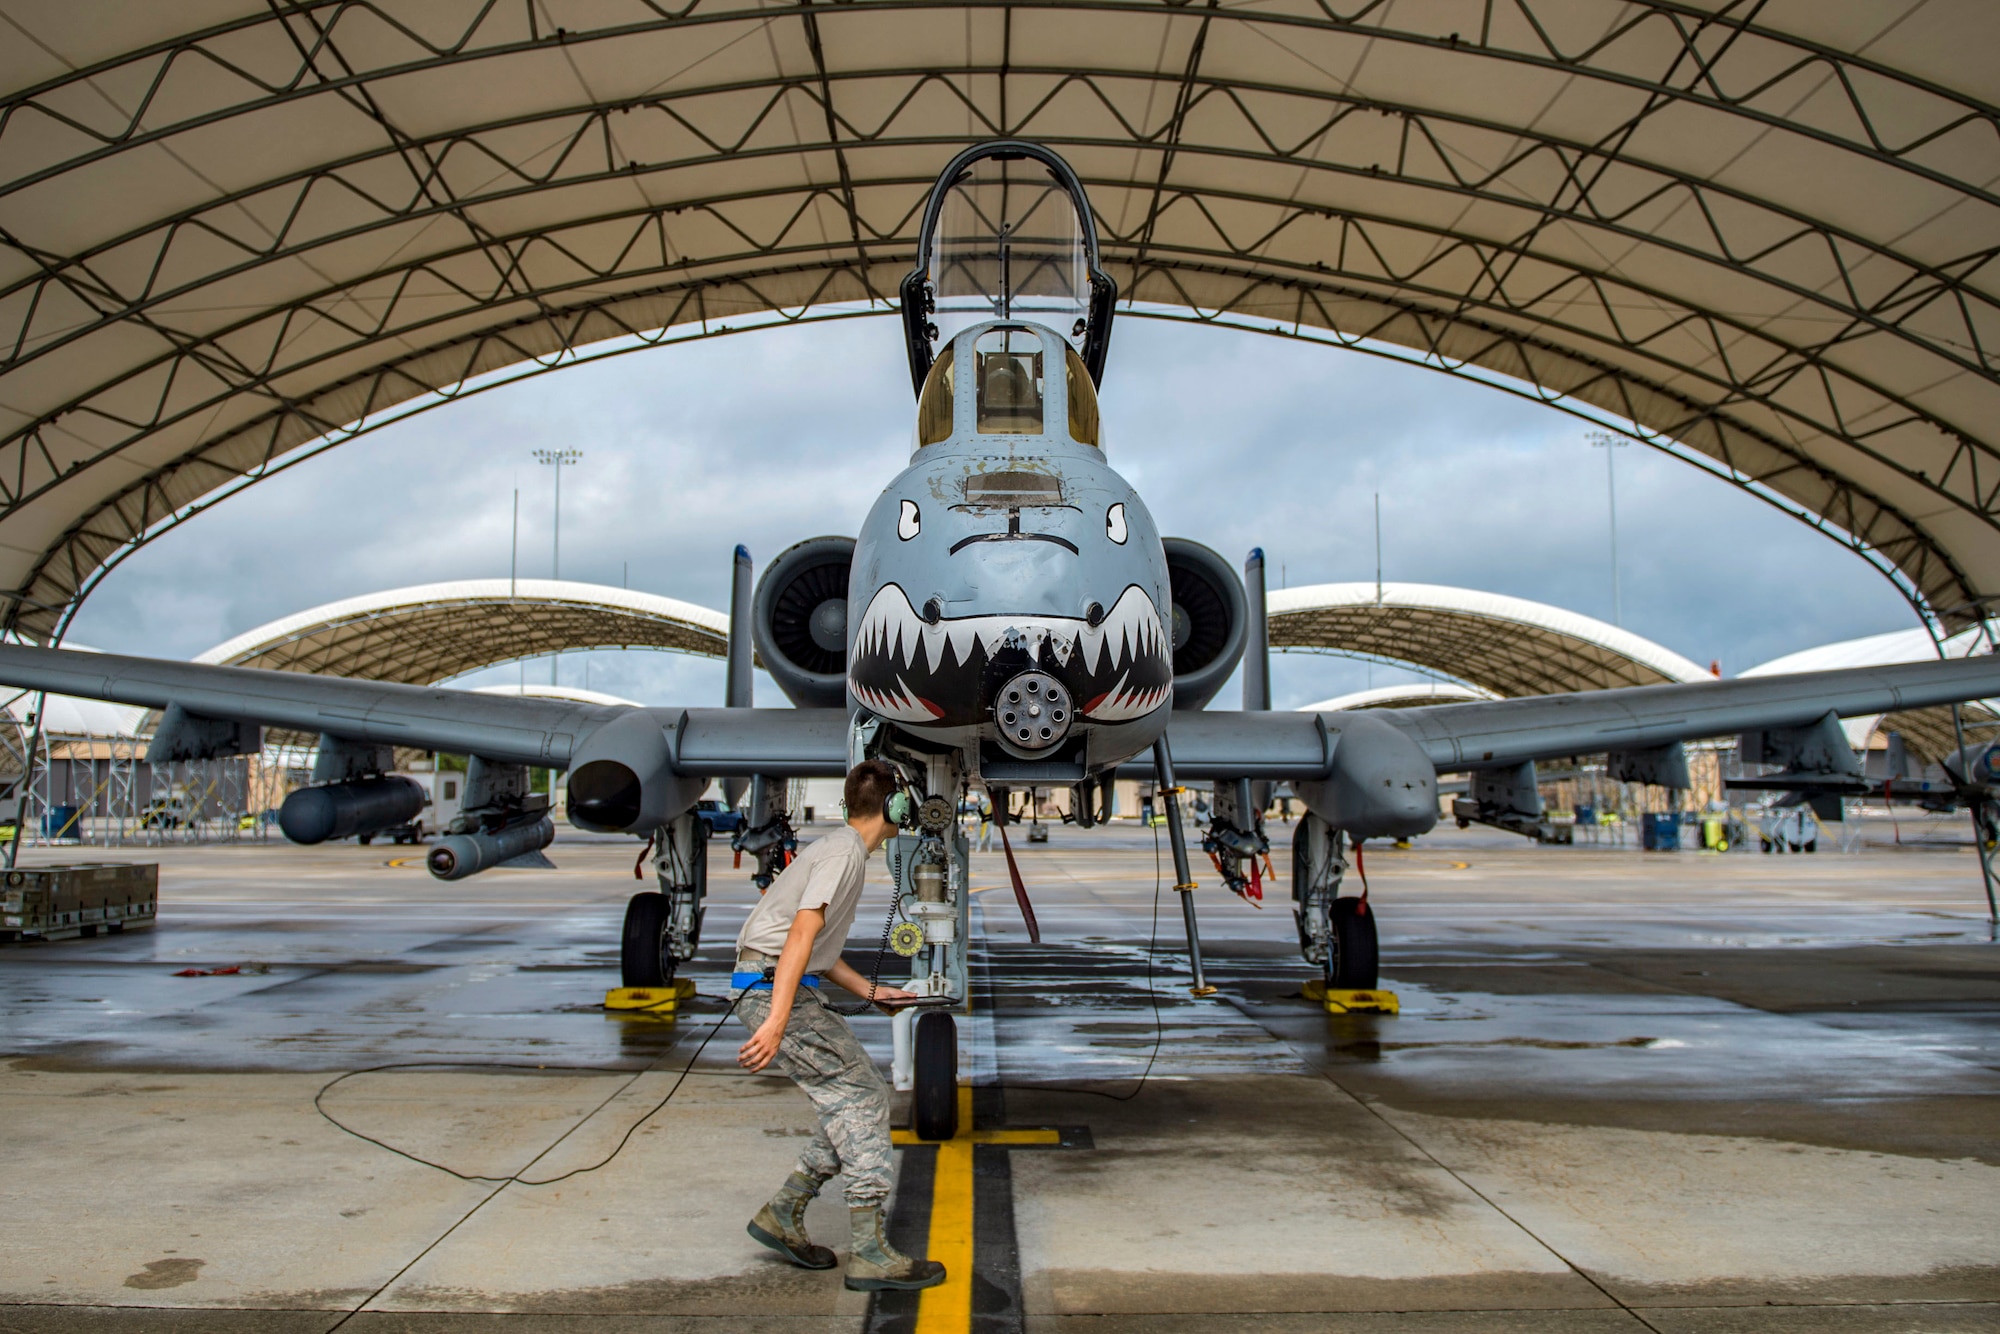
[{"left": 736, "top": 985, "right": 893, "bottom": 1208}]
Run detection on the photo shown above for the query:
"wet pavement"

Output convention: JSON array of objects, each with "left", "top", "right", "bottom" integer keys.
[{"left": 1, "top": 824, "right": 1997, "bottom": 1331}]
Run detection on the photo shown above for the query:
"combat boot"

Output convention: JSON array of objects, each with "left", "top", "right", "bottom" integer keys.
[
  {"left": 747, "top": 1171, "right": 837, "bottom": 1270},
  {"left": 844, "top": 1203, "right": 946, "bottom": 1291}
]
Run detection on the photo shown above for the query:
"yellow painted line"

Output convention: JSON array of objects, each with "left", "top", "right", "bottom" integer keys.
[
  {"left": 885, "top": 1085, "right": 1065, "bottom": 1332},
  {"left": 918, "top": 1158, "right": 974, "bottom": 1329},
  {"left": 977, "top": 1128, "right": 1061, "bottom": 1145}
]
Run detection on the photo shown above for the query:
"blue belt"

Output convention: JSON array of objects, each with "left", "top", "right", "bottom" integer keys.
[{"left": 733, "top": 970, "right": 821, "bottom": 991}]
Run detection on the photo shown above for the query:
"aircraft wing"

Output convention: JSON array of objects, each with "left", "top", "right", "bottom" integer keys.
[
  {"left": 0, "top": 645, "right": 851, "bottom": 774},
  {"left": 1150, "top": 654, "right": 2000, "bottom": 780},
  {"left": 0, "top": 644, "right": 1994, "bottom": 782},
  {"left": 1380, "top": 656, "right": 2000, "bottom": 771}
]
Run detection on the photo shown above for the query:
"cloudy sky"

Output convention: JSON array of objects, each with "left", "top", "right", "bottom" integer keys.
[{"left": 67, "top": 314, "right": 1917, "bottom": 710}]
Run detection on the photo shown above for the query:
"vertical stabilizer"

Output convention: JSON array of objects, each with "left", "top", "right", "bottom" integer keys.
[
  {"left": 1243, "top": 547, "right": 1270, "bottom": 711},
  {"left": 727, "top": 545, "right": 754, "bottom": 709}
]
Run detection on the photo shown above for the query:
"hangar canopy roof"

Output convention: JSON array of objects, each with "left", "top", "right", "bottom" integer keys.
[
  {"left": 195, "top": 579, "right": 729, "bottom": 684},
  {"left": 1271, "top": 581, "right": 1709, "bottom": 698},
  {"left": 2, "top": 3, "right": 1996, "bottom": 640},
  {"left": 1296, "top": 683, "right": 1497, "bottom": 713}
]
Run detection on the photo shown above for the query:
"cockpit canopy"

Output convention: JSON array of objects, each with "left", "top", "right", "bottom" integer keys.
[
  {"left": 917, "top": 324, "right": 1103, "bottom": 449},
  {"left": 901, "top": 142, "right": 1116, "bottom": 397}
]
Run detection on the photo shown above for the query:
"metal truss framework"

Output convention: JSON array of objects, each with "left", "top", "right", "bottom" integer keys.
[
  {"left": 1, "top": 0, "right": 1994, "bottom": 641},
  {"left": 194, "top": 579, "right": 731, "bottom": 685},
  {"left": 1269, "top": 581, "right": 1710, "bottom": 698}
]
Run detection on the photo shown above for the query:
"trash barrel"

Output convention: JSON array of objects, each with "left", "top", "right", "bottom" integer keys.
[{"left": 42, "top": 804, "right": 80, "bottom": 840}]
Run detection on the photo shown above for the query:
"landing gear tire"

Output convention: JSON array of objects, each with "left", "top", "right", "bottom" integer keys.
[
  {"left": 621, "top": 891, "right": 674, "bottom": 988},
  {"left": 911, "top": 1010, "right": 958, "bottom": 1141},
  {"left": 1327, "top": 897, "right": 1379, "bottom": 990}
]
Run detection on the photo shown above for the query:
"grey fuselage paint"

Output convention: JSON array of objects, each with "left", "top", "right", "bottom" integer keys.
[{"left": 848, "top": 319, "right": 1175, "bottom": 774}]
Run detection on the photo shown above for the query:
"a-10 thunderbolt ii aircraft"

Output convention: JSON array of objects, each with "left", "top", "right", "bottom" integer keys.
[{"left": 3, "top": 141, "right": 1999, "bottom": 1138}]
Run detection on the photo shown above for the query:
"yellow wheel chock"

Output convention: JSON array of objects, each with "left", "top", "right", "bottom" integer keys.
[
  {"left": 1303, "top": 978, "right": 1399, "bottom": 1014},
  {"left": 604, "top": 978, "right": 697, "bottom": 1012}
]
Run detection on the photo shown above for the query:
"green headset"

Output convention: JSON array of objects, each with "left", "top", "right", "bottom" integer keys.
[{"left": 844, "top": 772, "right": 919, "bottom": 828}]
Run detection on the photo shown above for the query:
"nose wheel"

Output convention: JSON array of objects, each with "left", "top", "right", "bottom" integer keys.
[{"left": 910, "top": 1010, "right": 958, "bottom": 1141}]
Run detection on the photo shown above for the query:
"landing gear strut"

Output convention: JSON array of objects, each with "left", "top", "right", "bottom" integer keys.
[
  {"left": 1292, "top": 813, "right": 1378, "bottom": 989},
  {"left": 855, "top": 719, "right": 972, "bottom": 1140},
  {"left": 621, "top": 813, "right": 708, "bottom": 987}
]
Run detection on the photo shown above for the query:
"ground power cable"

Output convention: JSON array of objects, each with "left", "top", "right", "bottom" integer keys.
[
  {"left": 313, "top": 989, "right": 745, "bottom": 1186},
  {"left": 316, "top": 991, "right": 743, "bottom": 1334},
  {"left": 999, "top": 821, "right": 1167, "bottom": 1103}
]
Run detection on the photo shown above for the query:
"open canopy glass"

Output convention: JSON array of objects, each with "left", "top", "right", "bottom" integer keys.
[{"left": 901, "top": 142, "right": 1116, "bottom": 397}]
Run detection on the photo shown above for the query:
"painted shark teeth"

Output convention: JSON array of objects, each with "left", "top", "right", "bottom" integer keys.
[
  {"left": 849, "top": 675, "right": 939, "bottom": 724},
  {"left": 848, "top": 582, "right": 1172, "bottom": 727},
  {"left": 852, "top": 583, "right": 1167, "bottom": 679},
  {"left": 1082, "top": 679, "right": 1171, "bottom": 722}
]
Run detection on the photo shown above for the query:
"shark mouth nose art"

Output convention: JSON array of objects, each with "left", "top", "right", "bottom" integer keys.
[{"left": 848, "top": 583, "right": 1173, "bottom": 728}]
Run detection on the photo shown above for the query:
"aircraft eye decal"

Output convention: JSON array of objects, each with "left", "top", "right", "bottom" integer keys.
[
  {"left": 1106, "top": 503, "right": 1128, "bottom": 544},
  {"left": 898, "top": 499, "right": 921, "bottom": 541}
]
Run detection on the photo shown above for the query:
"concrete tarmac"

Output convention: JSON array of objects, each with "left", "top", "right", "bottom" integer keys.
[{"left": 1, "top": 823, "right": 1996, "bottom": 1332}]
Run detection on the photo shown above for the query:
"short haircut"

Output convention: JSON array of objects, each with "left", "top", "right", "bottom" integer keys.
[{"left": 844, "top": 759, "right": 901, "bottom": 820}]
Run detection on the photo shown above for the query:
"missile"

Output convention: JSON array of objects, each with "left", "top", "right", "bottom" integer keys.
[
  {"left": 279, "top": 776, "right": 425, "bottom": 845},
  {"left": 426, "top": 816, "right": 556, "bottom": 881}
]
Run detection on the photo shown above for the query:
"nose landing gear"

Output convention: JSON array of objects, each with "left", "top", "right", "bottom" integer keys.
[{"left": 863, "top": 739, "right": 970, "bottom": 1141}]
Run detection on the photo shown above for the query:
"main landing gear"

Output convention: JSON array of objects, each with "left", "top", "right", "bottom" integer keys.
[
  {"left": 1292, "top": 813, "right": 1378, "bottom": 989},
  {"left": 621, "top": 812, "right": 708, "bottom": 987}
]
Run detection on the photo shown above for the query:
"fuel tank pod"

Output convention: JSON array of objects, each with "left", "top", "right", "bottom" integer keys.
[
  {"left": 1293, "top": 711, "right": 1440, "bottom": 841},
  {"left": 278, "top": 775, "right": 425, "bottom": 845}
]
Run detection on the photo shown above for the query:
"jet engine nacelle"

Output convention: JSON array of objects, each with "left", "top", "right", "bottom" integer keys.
[
  {"left": 753, "top": 535, "right": 855, "bottom": 709},
  {"left": 1162, "top": 538, "right": 1247, "bottom": 712},
  {"left": 427, "top": 816, "right": 556, "bottom": 880},
  {"left": 1294, "top": 711, "right": 1440, "bottom": 841},
  {"left": 278, "top": 775, "right": 425, "bottom": 845},
  {"left": 564, "top": 710, "right": 704, "bottom": 834}
]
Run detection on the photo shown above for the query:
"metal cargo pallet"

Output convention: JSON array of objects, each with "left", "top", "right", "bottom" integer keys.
[{"left": 0, "top": 863, "right": 158, "bottom": 942}]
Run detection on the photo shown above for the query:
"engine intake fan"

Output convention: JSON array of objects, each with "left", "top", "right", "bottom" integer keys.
[
  {"left": 752, "top": 536, "right": 855, "bottom": 709},
  {"left": 1162, "top": 537, "right": 1247, "bottom": 711}
]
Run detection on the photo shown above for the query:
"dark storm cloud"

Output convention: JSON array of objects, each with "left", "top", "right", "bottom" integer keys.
[{"left": 68, "top": 316, "right": 1916, "bottom": 709}]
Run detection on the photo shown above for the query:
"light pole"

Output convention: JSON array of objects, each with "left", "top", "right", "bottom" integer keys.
[
  {"left": 1587, "top": 432, "right": 1628, "bottom": 626},
  {"left": 533, "top": 448, "right": 582, "bottom": 683}
]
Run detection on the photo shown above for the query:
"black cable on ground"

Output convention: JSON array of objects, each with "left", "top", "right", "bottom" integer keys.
[
  {"left": 313, "top": 989, "right": 744, "bottom": 1186},
  {"left": 1001, "top": 822, "right": 1167, "bottom": 1103}
]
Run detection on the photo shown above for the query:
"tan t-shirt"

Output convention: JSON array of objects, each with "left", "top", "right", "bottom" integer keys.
[{"left": 734, "top": 824, "right": 871, "bottom": 974}]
